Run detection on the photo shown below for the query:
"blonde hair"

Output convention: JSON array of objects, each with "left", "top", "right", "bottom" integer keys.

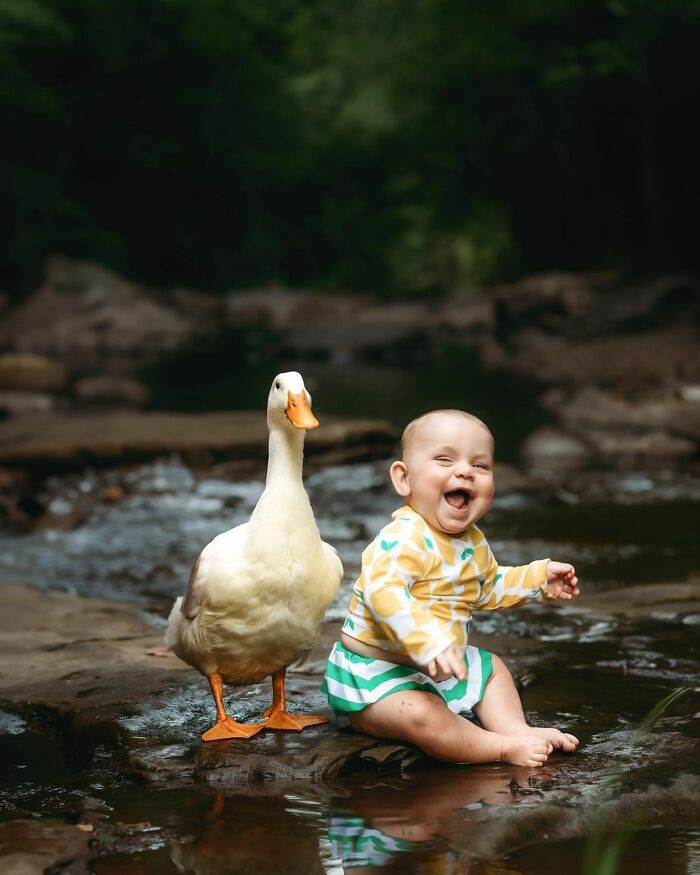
[{"left": 400, "top": 409, "right": 493, "bottom": 459}]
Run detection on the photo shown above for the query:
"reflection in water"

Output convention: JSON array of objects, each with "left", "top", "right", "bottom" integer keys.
[
  {"left": 169, "top": 793, "right": 324, "bottom": 875},
  {"left": 327, "top": 764, "right": 555, "bottom": 874}
]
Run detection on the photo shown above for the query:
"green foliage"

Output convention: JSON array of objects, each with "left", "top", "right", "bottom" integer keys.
[
  {"left": 1, "top": 0, "right": 699, "bottom": 296},
  {"left": 582, "top": 686, "right": 694, "bottom": 875}
]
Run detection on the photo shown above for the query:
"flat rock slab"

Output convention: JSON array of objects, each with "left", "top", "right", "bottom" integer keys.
[
  {"left": 0, "top": 583, "right": 420, "bottom": 786},
  {"left": 0, "top": 411, "right": 396, "bottom": 470},
  {"left": 572, "top": 579, "right": 700, "bottom": 620}
]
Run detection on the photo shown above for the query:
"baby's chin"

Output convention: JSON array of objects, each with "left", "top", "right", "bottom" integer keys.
[{"left": 433, "top": 510, "right": 472, "bottom": 536}]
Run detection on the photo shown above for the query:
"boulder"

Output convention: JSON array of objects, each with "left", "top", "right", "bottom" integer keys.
[
  {"left": 0, "top": 256, "right": 205, "bottom": 372},
  {"left": 493, "top": 273, "right": 698, "bottom": 344},
  {"left": 678, "top": 384, "right": 700, "bottom": 403},
  {"left": 224, "top": 288, "right": 491, "bottom": 359},
  {"left": 520, "top": 427, "right": 594, "bottom": 472},
  {"left": 279, "top": 303, "right": 431, "bottom": 359},
  {"left": 73, "top": 374, "right": 150, "bottom": 408},
  {"left": 493, "top": 271, "right": 598, "bottom": 340},
  {"left": 225, "top": 287, "right": 366, "bottom": 332},
  {"left": 502, "top": 326, "right": 700, "bottom": 392},
  {"left": 583, "top": 427, "right": 697, "bottom": 465},
  {"left": 0, "top": 390, "right": 56, "bottom": 416},
  {"left": 0, "top": 352, "right": 68, "bottom": 392},
  {"left": 546, "top": 385, "right": 700, "bottom": 442},
  {"left": 575, "top": 274, "right": 699, "bottom": 336}
]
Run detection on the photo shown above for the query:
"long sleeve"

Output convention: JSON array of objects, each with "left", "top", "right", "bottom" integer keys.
[
  {"left": 362, "top": 536, "right": 455, "bottom": 666},
  {"left": 473, "top": 540, "right": 550, "bottom": 611}
]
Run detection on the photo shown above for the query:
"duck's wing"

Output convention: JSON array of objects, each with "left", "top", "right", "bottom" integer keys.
[
  {"left": 180, "top": 552, "right": 206, "bottom": 619},
  {"left": 180, "top": 522, "right": 249, "bottom": 619},
  {"left": 321, "top": 540, "right": 344, "bottom": 585}
]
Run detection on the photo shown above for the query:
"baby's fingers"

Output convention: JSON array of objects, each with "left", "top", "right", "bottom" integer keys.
[
  {"left": 426, "top": 660, "right": 438, "bottom": 679},
  {"left": 443, "top": 650, "right": 466, "bottom": 680}
]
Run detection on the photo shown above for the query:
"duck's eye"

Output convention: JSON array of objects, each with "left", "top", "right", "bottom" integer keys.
[{"left": 275, "top": 382, "right": 281, "bottom": 390}]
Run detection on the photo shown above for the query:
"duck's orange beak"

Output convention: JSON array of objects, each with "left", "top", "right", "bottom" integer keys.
[{"left": 286, "top": 391, "right": 319, "bottom": 429}]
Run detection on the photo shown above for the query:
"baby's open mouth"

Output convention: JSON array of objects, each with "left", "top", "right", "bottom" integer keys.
[{"left": 444, "top": 489, "right": 471, "bottom": 510}]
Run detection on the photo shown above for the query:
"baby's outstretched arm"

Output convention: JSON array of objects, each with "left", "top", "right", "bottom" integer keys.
[{"left": 544, "top": 561, "right": 580, "bottom": 600}]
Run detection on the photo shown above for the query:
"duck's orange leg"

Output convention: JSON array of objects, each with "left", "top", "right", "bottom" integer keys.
[
  {"left": 261, "top": 668, "right": 329, "bottom": 731},
  {"left": 201, "top": 672, "right": 262, "bottom": 741}
]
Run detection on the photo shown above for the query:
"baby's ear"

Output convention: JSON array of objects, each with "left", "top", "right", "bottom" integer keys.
[{"left": 389, "top": 460, "right": 411, "bottom": 497}]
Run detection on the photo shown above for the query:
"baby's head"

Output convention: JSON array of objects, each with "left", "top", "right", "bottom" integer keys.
[{"left": 390, "top": 409, "right": 495, "bottom": 535}]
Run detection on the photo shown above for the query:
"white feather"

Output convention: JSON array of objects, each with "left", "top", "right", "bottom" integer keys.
[{"left": 165, "top": 372, "right": 343, "bottom": 686}]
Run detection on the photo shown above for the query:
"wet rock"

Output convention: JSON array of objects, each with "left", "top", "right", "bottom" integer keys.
[
  {"left": 0, "top": 390, "right": 56, "bottom": 415},
  {"left": 493, "top": 271, "right": 597, "bottom": 340},
  {"left": 0, "top": 583, "right": 419, "bottom": 790},
  {"left": 505, "top": 326, "right": 700, "bottom": 393},
  {"left": 0, "top": 411, "right": 396, "bottom": 471},
  {"left": 225, "top": 287, "right": 366, "bottom": 332},
  {"left": 494, "top": 273, "right": 698, "bottom": 344},
  {"left": 583, "top": 427, "right": 697, "bottom": 465},
  {"left": 521, "top": 427, "right": 593, "bottom": 472},
  {"left": 576, "top": 274, "right": 699, "bottom": 336},
  {"left": 129, "top": 723, "right": 422, "bottom": 787},
  {"left": 73, "top": 375, "right": 150, "bottom": 408},
  {"left": 433, "top": 297, "right": 494, "bottom": 339},
  {"left": 547, "top": 385, "right": 700, "bottom": 441},
  {"left": 0, "top": 819, "right": 91, "bottom": 874},
  {"left": 678, "top": 384, "right": 700, "bottom": 402},
  {"left": 0, "top": 256, "right": 205, "bottom": 373},
  {"left": 538, "top": 385, "right": 700, "bottom": 465},
  {"left": 279, "top": 303, "right": 432, "bottom": 361},
  {"left": 570, "top": 581, "right": 700, "bottom": 621},
  {"left": 225, "top": 288, "right": 493, "bottom": 360},
  {"left": 0, "top": 352, "right": 68, "bottom": 392}
]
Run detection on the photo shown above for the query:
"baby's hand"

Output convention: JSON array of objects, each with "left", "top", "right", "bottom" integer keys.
[
  {"left": 426, "top": 643, "right": 467, "bottom": 682},
  {"left": 545, "top": 561, "right": 580, "bottom": 600}
]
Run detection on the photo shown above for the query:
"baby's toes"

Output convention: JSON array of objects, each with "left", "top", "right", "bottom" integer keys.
[
  {"left": 529, "top": 743, "right": 549, "bottom": 766},
  {"left": 561, "top": 732, "right": 579, "bottom": 751}
]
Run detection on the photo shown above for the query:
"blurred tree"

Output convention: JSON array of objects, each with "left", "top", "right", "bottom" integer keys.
[{"left": 0, "top": 0, "right": 698, "bottom": 297}]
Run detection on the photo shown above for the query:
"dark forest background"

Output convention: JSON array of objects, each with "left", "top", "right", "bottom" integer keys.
[{"left": 2, "top": 0, "right": 698, "bottom": 299}]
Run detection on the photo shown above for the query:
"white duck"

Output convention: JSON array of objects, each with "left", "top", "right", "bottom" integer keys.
[{"left": 166, "top": 371, "right": 343, "bottom": 741}]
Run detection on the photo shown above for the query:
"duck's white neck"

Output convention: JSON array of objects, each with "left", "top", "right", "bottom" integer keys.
[{"left": 265, "top": 424, "right": 305, "bottom": 487}]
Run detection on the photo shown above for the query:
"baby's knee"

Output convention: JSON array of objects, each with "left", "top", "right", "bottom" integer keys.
[
  {"left": 491, "top": 653, "right": 512, "bottom": 677},
  {"left": 401, "top": 694, "right": 445, "bottom": 737}
]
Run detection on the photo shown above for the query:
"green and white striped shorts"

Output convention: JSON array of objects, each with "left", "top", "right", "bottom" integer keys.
[{"left": 322, "top": 640, "right": 494, "bottom": 715}]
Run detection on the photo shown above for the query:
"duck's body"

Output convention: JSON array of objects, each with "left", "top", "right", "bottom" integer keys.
[{"left": 165, "top": 372, "right": 343, "bottom": 740}]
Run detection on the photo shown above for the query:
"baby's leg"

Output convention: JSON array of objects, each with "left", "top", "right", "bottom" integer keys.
[
  {"left": 349, "top": 691, "right": 550, "bottom": 767},
  {"left": 475, "top": 655, "right": 578, "bottom": 753}
]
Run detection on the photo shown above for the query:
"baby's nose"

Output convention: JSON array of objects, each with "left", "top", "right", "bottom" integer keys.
[{"left": 455, "top": 462, "right": 474, "bottom": 478}]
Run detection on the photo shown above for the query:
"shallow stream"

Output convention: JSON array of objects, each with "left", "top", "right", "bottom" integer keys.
[{"left": 1, "top": 349, "right": 699, "bottom": 873}]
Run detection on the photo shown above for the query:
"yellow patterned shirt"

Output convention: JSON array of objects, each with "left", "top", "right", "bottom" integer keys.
[{"left": 342, "top": 505, "right": 551, "bottom": 666}]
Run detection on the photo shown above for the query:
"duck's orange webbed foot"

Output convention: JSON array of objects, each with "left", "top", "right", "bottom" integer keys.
[
  {"left": 202, "top": 717, "right": 262, "bottom": 742},
  {"left": 261, "top": 668, "right": 329, "bottom": 731},
  {"left": 263, "top": 711, "right": 329, "bottom": 731},
  {"left": 202, "top": 672, "right": 262, "bottom": 742}
]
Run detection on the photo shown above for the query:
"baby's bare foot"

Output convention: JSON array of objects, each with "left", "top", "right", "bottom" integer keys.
[
  {"left": 522, "top": 726, "right": 579, "bottom": 752},
  {"left": 500, "top": 736, "right": 551, "bottom": 767}
]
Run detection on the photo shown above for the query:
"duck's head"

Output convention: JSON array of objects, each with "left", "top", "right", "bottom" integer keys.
[{"left": 267, "top": 371, "right": 319, "bottom": 431}]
